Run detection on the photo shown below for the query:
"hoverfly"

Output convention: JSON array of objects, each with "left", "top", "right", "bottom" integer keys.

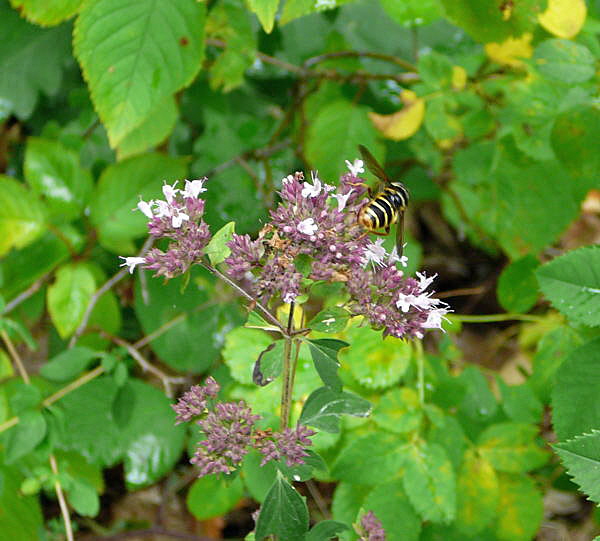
[{"left": 357, "top": 145, "right": 410, "bottom": 257}]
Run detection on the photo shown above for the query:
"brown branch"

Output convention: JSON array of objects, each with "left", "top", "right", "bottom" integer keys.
[
  {"left": 1, "top": 329, "right": 29, "bottom": 383},
  {"left": 1, "top": 275, "right": 50, "bottom": 316},
  {"left": 50, "top": 454, "right": 74, "bottom": 541},
  {"left": 303, "top": 50, "right": 418, "bottom": 72}
]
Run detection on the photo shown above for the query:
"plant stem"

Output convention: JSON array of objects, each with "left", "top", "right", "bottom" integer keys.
[
  {"left": 415, "top": 340, "right": 425, "bottom": 406},
  {"left": 49, "top": 454, "right": 74, "bottom": 541},
  {"left": 1, "top": 329, "right": 29, "bottom": 383},
  {"left": 280, "top": 302, "right": 296, "bottom": 429},
  {"left": 454, "top": 313, "right": 544, "bottom": 323}
]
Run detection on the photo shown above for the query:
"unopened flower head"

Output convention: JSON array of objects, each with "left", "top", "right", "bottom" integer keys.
[{"left": 355, "top": 511, "right": 386, "bottom": 541}]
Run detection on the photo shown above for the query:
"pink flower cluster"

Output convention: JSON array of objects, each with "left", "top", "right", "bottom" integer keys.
[{"left": 355, "top": 511, "right": 386, "bottom": 541}]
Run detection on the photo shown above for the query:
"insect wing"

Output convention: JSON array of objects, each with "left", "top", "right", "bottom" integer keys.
[
  {"left": 358, "top": 145, "right": 389, "bottom": 183},
  {"left": 395, "top": 211, "right": 405, "bottom": 257}
]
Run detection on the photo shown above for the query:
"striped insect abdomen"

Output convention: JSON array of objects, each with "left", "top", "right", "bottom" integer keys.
[{"left": 359, "top": 182, "right": 409, "bottom": 231}]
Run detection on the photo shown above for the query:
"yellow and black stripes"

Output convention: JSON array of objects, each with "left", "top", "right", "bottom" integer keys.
[{"left": 359, "top": 183, "right": 409, "bottom": 232}]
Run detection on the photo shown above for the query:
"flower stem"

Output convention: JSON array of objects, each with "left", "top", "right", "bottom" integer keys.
[
  {"left": 453, "top": 313, "right": 544, "bottom": 323},
  {"left": 280, "top": 302, "right": 296, "bottom": 429},
  {"left": 415, "top": 340, "right": 425, "bottom": 406}
]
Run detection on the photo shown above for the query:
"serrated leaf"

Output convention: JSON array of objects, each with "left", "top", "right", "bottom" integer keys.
[
  {"left": 306, "top": 520, "right": 349, "bottom": 541},
  {"left": 369, "top": 90, "right": 425, "bottom": 141},
  {"left": 372, "top": 387, "right": 423, "bottom": 434},
  {"left": 0, "top": 176, "right": 47, "bottom": 257},
  {"left": 89, "top": 153, "right": 187, "bottom": 252},
  {"left": 117, "top": 96, "right": 178, "bottom": 160},
  {"left": 497, "top": 255, "right": 539, "bottom": 313},
  {"left": 0, "top": 4, "right": 70, "bottom": 118},
  {"left": 187, "top": 474, "right": 244, "bottom": 520},
  {"left": 307, "top": 338, "right": 348, "bottom": 391},
  {"left": 74, "top": 0, "right": 205, "bottom": 146},
  {"left": 534, "top": 39, "right": 595, "bottom": 84},
  {"left": 305, "top": 100, "right": 381, "bottom": 183},
  {"left": 255, "top": 472, "right": 309, "bottom": 541},
  {"left": 0, "top": 464, "right": 43, "bottom": 540},
  {"left": 555, "top": 430, "right": 600, "bottom": 504},
  {"left": 363, "top": 479, "right": 422, "bottom": 541},
  {"left": 308, "top": 307, "right": 350, "bottom": 334},
  {"left": 40, "top": 346, "right": 99, "bottom": 382},
  {"left": 9, "top": 0, "right": 83, "bottom": 26},
  {"left": 477, "top": 422, "right": 548, "bottom": 473},
  {"left": 24, "top": 137, "right": 93, "bottom": 222},
  {"left": 538, "top": 0, "right": 586, "bottom": 39},
  {"left": 551, "top": 337, "right": 600, "bottom": 441},
  {"left": 299, "top": 386, "right": 371, "bottom": 433},
  {"left": 205, "top": 221, "right": 235, "bottom": 265},
  {"left": 536, "top": 246, "right": 600, "bottom": 326},
  {"left": 403, "top": 442, "right": 456, "bottom": 523},
  {"left": 455, "top": 449, "right": 499, "bottom": 535},
  {"left": 340, "top": 324, "right": 411, "bottom": 389},
  {"left": 5, "top": 410, "right": 47, "bottom": 463},
  {"left": 331, "top": 432, "right": 406, "bottom": 485},
  {"left": 495, "top": 473, "right": 543, "bottom": 541},
  {"left": 247, "top": 0, "right": 279, "bottom": 33},
  {"left": 47, "top": 263, "right": 96, "bottom": 339}
]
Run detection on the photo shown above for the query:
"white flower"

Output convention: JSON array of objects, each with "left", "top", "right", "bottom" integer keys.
[
  {"left": 282, "top": 174, "right": 295, "bottom": 185},
  {"left": 297, "top": 217, "right": 318, "bottom": 235},
  {"left": 171, "top": 208, "right": 189, "bottom": 228},
  {"left": 345, "top": 158, "right": 364, "bottom": 177},
  {"left": 396, "top": 293, "right": 418, "bottom": 312},
  {"left": 422, "top": 308, "right": 450, "bottom": 331},
  {"left": 153, "top": 199, "right": 171, "bottom": 218},
  {"left": 302, "top": 172, "right": 322, "bottom": 198},
  {"left": 181, "top": 179, "right": 206, "bottom": 199},
  {"left": 324, "top": 183, "right": 335, "bottom": 193},
  {"left": 283, "top": 292, "right": 297, "bottom": 303},
  {"left": 396, "top": 291, "right": 438, "bottom": 312},
  {"left": 331, "top": 189, "right": 353, "bottom": 211},
  {"left": 136, "top": 199, "right": 154, "bottom": 219},
  {"left": 119, "top": 256, "right": 145, "bottom": 274},
  {"left": 162, "top": 182, "right": 179, "bottom": 203},
  {"left": 362, "top": 238, "right": 388, "bottom": 268},
  {"left": 388, "top": 245, "right": 408, "bottom": 268},
  {"left": 416, "top": 271, "right": 437, "bottom": 292}
]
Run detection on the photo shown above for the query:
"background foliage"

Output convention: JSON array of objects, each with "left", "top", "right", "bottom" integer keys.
[{"left": 1, "top": 0, "right": 600, "bottom": 539}]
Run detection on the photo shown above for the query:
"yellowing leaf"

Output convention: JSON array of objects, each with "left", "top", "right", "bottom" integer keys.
[
  {"left": 485, "top": 33, "right": 533, "bottom": 67},
  {"left": 539, "top": 0, "right": 586, "bottom": 39},
  {"left": 369, "top": 90, "right": 425, "bottom": 141},
  {"left": 452, "top": 65, "right": 467, "bottom": 90}
]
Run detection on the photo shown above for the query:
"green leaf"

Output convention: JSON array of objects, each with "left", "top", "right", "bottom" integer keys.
[
  {"left": 439, "top": 0, "right": 545, "bottom": 42},
  {"left": 497, "top": 255, "right": 539, "bottom": 313},
  {"left": 205, "top": 221, "right": 235, "bottom": 266},
  {"left": 5, "top": 410, "right": 47, "bottom": 463},
  {"left": 534, "top": 39, "right": 595, "bottom": 84},
  {"left": 307, "top": 338, "right": 348, "bottom": 391},
  {"left": 552, "top": 337, "right": 600, "bottom": 441},
  {"left": 362, "top": 479, "right": 422, "bottom": 541},
  {"left": 380, "top": 0, "right": 442, "bottom": 27},
  {"left": 330, "top": 432, "right": 406, "bottom": 485},
  {"left": 402, "top": 442, "right": 456, "bottom": 523},
  {"left": 280, "top": 0, "right": 344, "bottom": 24},
  {"left": 255, "top": 472, "right": 309, "bottom": 541},
  {"left": 331, "top": 482, "right": 372, "bottom": 528},
  {"left": 477, "top": 422, "right": 548, "bottom": 473},
  {"left": 552, "top": 106, "right": 600, "bottom": 182},
  {"left": 0, "top": 464, "right": 43, "bottom": 540},
  {"left": 116, "top": 96, "right": 179, "bottom": 160},
  {"left": 305, "top": 100, "right": 381, "bottom": 183},
  {"left": 307, "top": 307, "right": 350, "bottom": 333},
  {"left": 372, "top": 387, "right": 423, "bottom": 434},
  {"left": 0, "top": 176, "right": 47, "bottom": 257},
  {"left": 494, "top": 473, "right": 543, "bottom": 541},
  {"left": 536, "top": 246, "right": 600, "bottom": 327},
  {"left": 455, "top": 449, "right": 499, "bottom": 535},
  {"left": 253, "top": 340, "right": 285, "bottom": 386},
  {"left": 498, "top": 381, "right": 543, "bottom": 424},
  {"left": 340, "top": 324, "right": 411, "bottom": 389},
  {"left": 119, "top": 379, "right": 186, "bottom": 488},
  {"left": 418, "top": 52, "right": 454, "bottom": 89},
  {"left": 9, "top": 0, "right": 83, "bottom": 26},
  {"left": 224, "top": 327, "right": 273, "bottom": 385},
  {"left": 47, "top": 263, "right": 96, "bottom": 339},
  {"left": 242, "top": 450, "right": 278, "bottom": 503},
  {"left": 555, "top": 430, "right": 600, "bottom": 505},
  {"left": 247, "top": 0, "right": 279, "bottom": 33},
  {"left": 456, "top": 365, "right": 498, "bottom": 432},
  {"left": 299, "top": 386, "right": 371, "bottom": 433},
  {"left": 89, "top": 153, "right": 187, "bottom": 253},
  {"left": 136, "top": 271, "right": 242, "bottom": 373},
  {"left": 74, "top": 0, "right": 206, "bottom": 146},
  {"left": 8, "top": 383, "right": 41, "bottom": 414},
  {"left": 306, "top": 520, "right": 349, "bottom": 541},
  {"left": 0, "top": 4, "right": 70, "bottom": 118},
  {"left": 40, "top": 346, "right": 99, "bottom": 382},
  {"left": 187, "top": 474, "right": 244, "bottom": 520},
  {"left": 24, "top": 137, "right": 93, "bottom": 223},
  {"left": 67, "top": 478, "right": 99, "bottom": 517}
]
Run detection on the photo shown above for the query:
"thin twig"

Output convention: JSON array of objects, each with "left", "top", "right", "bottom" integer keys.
[
  {"left": 69, "top": 236, "right": 154, "bottom": 347},
  {"left": 50, "top": 454, "right": 74, "bottom": 541},
  {"left": 305, "top": 480, "right": 331, "bottom": 520},
  {"left": 1, "top": 329, "right": 29, "bottom": 383},
  {"left": 303, "top": 50, "right": 418, "bottom": 72},
  {"left": 280, "top": 302, "right": 296, "bottom": 429},
  {"left": 435, "top": 286, "right": 486, "bottom": 299},
  {"left": 415, "top": 340, "right": 425, "bottom": 405},
  {"left": 1, "top": 275, "right": 49, "bottom": 316},
  {"left": 454, "top": 313, "right": 544, "bottom": 323}
]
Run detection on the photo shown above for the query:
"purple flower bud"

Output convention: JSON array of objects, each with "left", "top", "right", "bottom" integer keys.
[
  {"left": 255, "top": 425, "right": 316, "bottom": 467},
  {"left": 172, "top": 376, "right": 221, "bottom": 424},
  {"left": 355, "top": 511, "right": 386, "bottom": 541}
]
